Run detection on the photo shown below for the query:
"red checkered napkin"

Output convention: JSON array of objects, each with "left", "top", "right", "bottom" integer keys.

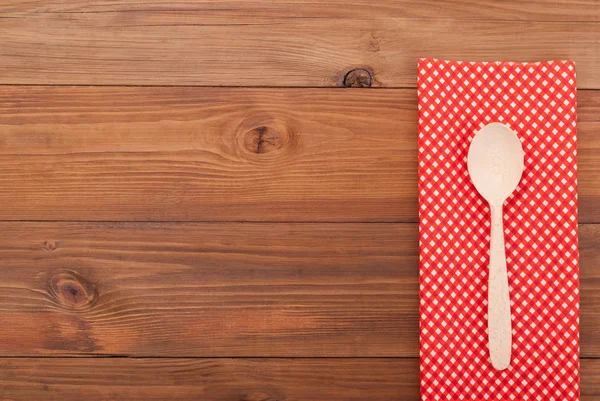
[{"left": 418, "top": 59, "right": 579, "bottom": 401}]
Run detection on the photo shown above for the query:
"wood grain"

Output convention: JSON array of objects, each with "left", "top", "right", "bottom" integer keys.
[
  {"left": 0, "top": 86, "right": 411, "bottom": 222},
  {"left": 0, "top": 9, "right": 599, "bottom": 87},
  {"left": 1, "top": 357, "right": 599, "bottom": 401},
  {"left": 0, "top": 221, "right": 596, "bottom": 357},
  {"left": 583, "top": 358, "right": 600, "bottom": 401},
  {"left": 0, "top": 86, "right": 598, "bottom": 222},
  {"left": 3, "top": 0, "right": 599, "bottom": 21},
  {"left": 0, "top": 222, "right": 418, "bottom": 357},
  {"left": 580, "top": 224, "right": 600, "bottom": 358},
  {"left": 0, "top": 358, "right": 418, "bottom": 401}
]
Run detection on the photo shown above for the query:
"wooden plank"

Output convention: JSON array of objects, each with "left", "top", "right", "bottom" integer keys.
[
  {"left": 583, "top": 359, "right": 600, "bottom": 401},
  {"left": 0, "top": 222, "right": 596, "bottom": 357},
  {"left": 3, "top": 0, "right": 599, "bottom": 21},
  {"left": 0, "top": 357, "right": 419, "bottom": 401},
  {"left": 580, "top": 224, "right": 600, "bottom": 358},
  {"left": 0, "top": 357, "right": 599, "bottom": 401},
  {"left": 0, "top": 86, "right": 411, "bottom": 222},
  {"left": 0, "top": 86, "right": 598, "bottom": 222},
  {"left": 577, "top": 91, "right": 600, "bottom": 224},
  {"left": 0, "top": 222, "right": 418, "bottom": 357},
  {"left": 0, "top": 11, "right": 599, "bottom": 87}
]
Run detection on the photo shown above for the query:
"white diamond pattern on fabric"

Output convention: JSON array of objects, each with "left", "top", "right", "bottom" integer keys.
[{"left": 418, "top": 59, "right": 579, "bottom": 401}]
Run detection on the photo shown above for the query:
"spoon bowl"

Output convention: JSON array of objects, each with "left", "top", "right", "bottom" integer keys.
[
  {"left": 468, "top": 123, "right": 524, "bottom": 203},
  {"left": 467, "top": 122, "right": 524, "bottom": 370}
]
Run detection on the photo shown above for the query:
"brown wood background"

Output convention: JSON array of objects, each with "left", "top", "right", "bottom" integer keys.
[{"left": 0, "top": 1, "right": 598, "bottom": 399}]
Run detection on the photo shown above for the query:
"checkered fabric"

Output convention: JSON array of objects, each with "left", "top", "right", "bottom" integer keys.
[{"left": 418, "top": 59, "right": 579, "bottom": 401}]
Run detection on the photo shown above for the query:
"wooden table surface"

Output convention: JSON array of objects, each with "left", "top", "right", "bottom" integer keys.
[{"left": 1, "top": 1, "right": 599, "bottom": 399}]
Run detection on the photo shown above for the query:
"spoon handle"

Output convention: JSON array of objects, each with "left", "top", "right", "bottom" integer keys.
[{"left": 488, "top": 203, "right": 512, "bottom": 370}]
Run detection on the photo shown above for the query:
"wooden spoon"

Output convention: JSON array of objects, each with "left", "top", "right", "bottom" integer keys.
[{"left": 467, "top": 122, "right": 524, "bottom": 370}]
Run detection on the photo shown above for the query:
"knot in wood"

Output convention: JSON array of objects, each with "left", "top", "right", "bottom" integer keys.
[
  {"left": 243, "top": 126, "right": 283, "bottom": 154},
  {"left": 343, "top": 68, "right": 372, "bottom": 88},
  {"left": 50, "top": 272, "right": 96, "bottom": 309},
  {"left": 43, "top": 240, "right": 57, "bottom": 252}
]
